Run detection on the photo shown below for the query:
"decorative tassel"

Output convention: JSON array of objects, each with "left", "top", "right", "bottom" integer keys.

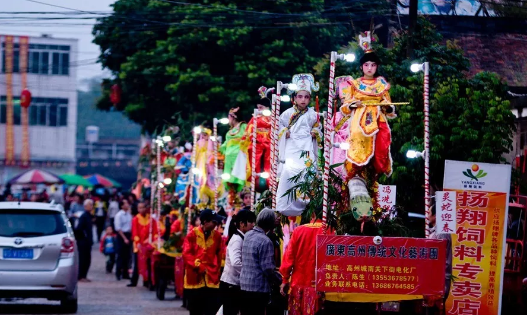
[
  {"left": 315, "top": 95, "right": 320, "bottom": 122},
  {"left": 333, "top": 98, "right": 338, "bottom": 124}
]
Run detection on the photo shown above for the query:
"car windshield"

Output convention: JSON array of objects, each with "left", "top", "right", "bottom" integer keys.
[{"left": 0, "top": 209, "right": 67, "bottom": 237}]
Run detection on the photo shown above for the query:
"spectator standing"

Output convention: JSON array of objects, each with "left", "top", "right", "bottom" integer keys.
[
  {"left": 114, "top": 199, "right": 133, "bottom": 281},
  {"left": 220, "top": 210, "right": 256, "bottom": 315},
  {"left": 128, "top": 194, "right": 139, "bottom": 216},
  {"left": 49, "top": 185, "right": 64, "bottom": 206},
  {"left": 240, "top": 209, "right": 282, "bottom": 315},
  {"left": 93, "top": 197, "right": 107, "bottom": 242},
  {"left": 182, "top": 209, "right": 224, "bottom": 315},
  {"left": 69, "top": 194, "right": 84, "bottom": 216},
  {"left": 108, "top": 195, "right": 120, "bottom": 229},
  {"left": 76, "top": 199, "right": 94, "bottom": 282},
  {"left": 100, "top": 225, "right": 117, "bottom": 273}
]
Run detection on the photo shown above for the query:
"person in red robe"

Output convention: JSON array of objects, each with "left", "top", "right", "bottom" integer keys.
[
  {"left": 170, "top": 210, "right": 185, "bottom": 298},
  {"left": 182, "top": 209, "right": 225, "bottom": 315},
  {"left": 130, "top": 202, "right": 157, "bottom": 287},
  {"left": 279, "top": 216, "right": 330, "bottom": 315},
  {"left": 241, "top": 86, "right": 274, "bottom": 186}
]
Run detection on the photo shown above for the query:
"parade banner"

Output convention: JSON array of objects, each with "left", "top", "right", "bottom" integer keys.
[
  {"left": 4, "top": 35, "right": 15, "bottom": 164},
  {"left": 378, "top": 185, "right": 396, "bottom": 210},
  {"left": 444, "top": 160, "right": 511, "bottom": 315},
  {"left": 436, "top": 191, "right": 457, "bottom": 234},
  {"left": 316, "top": 235, "right": 446, "bottom": 295}
]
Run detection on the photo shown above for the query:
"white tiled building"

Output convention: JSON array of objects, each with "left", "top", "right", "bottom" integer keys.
[{"left": 0, "top": 35, "right": 78, "bottom": 185}]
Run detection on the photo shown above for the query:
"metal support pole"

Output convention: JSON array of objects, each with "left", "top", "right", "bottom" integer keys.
[
  {"left": 423, "top": 62, "right": 431, "bottom": 238},
  {"left": 213, "top": 119, "right": 219, "bottom": 211},
  {"left": 322, "top": 52, "right": 337, "bottom": 232},
  {"left": 250, "top": 109, "right": 258, "bottom": 210}
]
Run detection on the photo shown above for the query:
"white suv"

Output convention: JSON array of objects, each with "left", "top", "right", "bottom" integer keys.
[{"left": 0, "top": 202, "right": 78, "bottom": 313}]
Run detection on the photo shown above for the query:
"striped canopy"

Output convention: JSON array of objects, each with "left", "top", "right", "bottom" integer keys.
[
  {"left": 84, "top": 174, "right": 121, "bottom": 188},
  {"left": 8, "top": 169, "right": 65, "bottom": 185}
]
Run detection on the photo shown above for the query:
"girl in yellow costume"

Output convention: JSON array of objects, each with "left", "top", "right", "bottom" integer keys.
[{"left": 340, "top": 31, "right": 396, "bottom": 180}]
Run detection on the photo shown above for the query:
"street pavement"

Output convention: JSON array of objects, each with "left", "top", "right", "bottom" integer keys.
[{"left": 0, "top": 247, "right": 189, "bottom": 315}]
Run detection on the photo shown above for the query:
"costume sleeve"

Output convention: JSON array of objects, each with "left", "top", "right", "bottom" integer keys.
[
  {"left": 243, "top": 117, "right": 255, "bottom": 140},
  {"left": 311, "top": 114, "right": 323, "bottom": 146},
  {"left": 170, "top": 219, "right": 181, "bottom": 234},
  {"left": 278, "top": 110, "right": 291, "bottom": 140},
  {"left": 132, "top": 217, "right": 139, "bottom": 242},
  {"left": 381, "top": 90, "right": 397, "bottom": 119},
  {"left": 279, "top": 228, "right": 298, "bottom": 284},
  {"left": 182, "top": 230, "right": 199, "bottom": 267},
  {"left": 219, "top": 138, "right": 227, "bottom": 155},
  {"left": 151, "top": 218, "right": 159, "bottom": 241}
]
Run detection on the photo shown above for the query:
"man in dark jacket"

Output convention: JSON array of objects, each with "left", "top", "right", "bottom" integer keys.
[{"left": 76, "top": 199, "right": 94, "bottom": 282}]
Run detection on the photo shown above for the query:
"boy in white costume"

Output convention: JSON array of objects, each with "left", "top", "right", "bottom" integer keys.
[{"left": 276, "top": 73, "right": 322, "bottom": 216}]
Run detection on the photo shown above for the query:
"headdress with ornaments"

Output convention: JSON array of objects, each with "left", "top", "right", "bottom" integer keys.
[
  {"left": 289, "top": 73, "right": 321, "bottom": 119},
  {"left": 257, "top": 86, "right": 275, "bottom": 108},
  {"left": 359, "top": 31, "right": 381, "bottom": 66},
  {"left": 229, "top": 107, "right": 240, "bottom": 119},
  {"left": 288, "top": 73, "right": 320, "bottom": 95}
]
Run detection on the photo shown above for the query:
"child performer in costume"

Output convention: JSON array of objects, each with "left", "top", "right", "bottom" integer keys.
[
  {"left": 341, "top": 31, "right": 397, "bottom": 223},
  {"left": 331, "top": 76, "right": 353, "bottom": 179},
  {"left": 195, "top": 128, "right": 223, "bottom": 205},
  {"left": 220, "top": 108, "right": 247, "bottom": 194},
  {"left": 241, "top": 86, "right": 274, "bottom": 184},
  {"left": 276, "top": 74, "right": 322, "bottom": 216},
  {"left": 342, "top": 32, "right": 396, "bottom": 178}
]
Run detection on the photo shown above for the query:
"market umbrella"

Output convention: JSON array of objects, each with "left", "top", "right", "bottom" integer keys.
[
  {"left": 59, "top": 174, "right": 93, "bottom": 187},
  {"left": 84, "top": 174, "right": 122, "bottom": 188},
  {"left": 8, "top": 169, "right": 65, "bottom": 185}
]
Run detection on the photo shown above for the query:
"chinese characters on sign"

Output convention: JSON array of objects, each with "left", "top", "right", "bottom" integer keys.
[
  {"left": 443, "top": 160, "right": 510, "bottom": 315},
  {"left": 377, "top": 185, "right": 396, "bottom": 210},
  {"left": 436, "top": 191, "right": 457, "bottom": 234},
  {"left": 316, "top": 236, "right": 446, "bottom": 296}
]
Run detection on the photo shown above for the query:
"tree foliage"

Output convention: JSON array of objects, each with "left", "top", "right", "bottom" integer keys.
[
  {"left": 93, "top": 0, "right": 389, "bottom": 134},
  {"left": 314, "top": 17, "right": 515, "bottom": 215}
]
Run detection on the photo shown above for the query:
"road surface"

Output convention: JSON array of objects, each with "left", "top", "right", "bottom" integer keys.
[{"left": 0, "top": 247, "right": 188, "bottom": 315}]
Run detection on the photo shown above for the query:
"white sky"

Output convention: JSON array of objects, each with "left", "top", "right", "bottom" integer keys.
[{"left": 1, "top": 0, "right": 116, "bottom": 90}]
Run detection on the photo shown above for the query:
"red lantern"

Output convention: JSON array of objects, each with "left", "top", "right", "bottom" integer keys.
[
  {"left": 110, "top": 84, "right": 122, "bottom": 105},
  {"left": 20, "top": 89, "right": 32, "bottom": 108}
]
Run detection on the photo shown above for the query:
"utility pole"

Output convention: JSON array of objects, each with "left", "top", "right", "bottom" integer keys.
[{"left": 407, "top": 0, "right": 418, "bottom": 58}]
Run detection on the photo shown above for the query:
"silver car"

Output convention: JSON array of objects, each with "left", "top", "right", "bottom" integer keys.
[{"left": 0, "top": 201, "right": 78, "bottom": 313}]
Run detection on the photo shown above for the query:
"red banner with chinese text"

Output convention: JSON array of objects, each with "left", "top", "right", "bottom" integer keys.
[
  {"left": 316, "top": 235, "right": 446, "bottom": 296},
  {"left": 444, "top": 191, "right": 507, "bottom": 315}
]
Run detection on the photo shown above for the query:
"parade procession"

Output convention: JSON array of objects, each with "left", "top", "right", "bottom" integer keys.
[
  {"left": 121, "top": 27, "right": 524, "bottom": 315},
  {"left": 1, "top": 1, "right": 527, "bottom": 315}
]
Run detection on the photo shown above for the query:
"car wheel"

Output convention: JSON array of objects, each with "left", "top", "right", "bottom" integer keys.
[
  {"left": 60, "top": 297, "right": 78, "bottom": 313},
  {"left": 61, "top": 285, "right": 78, "bottom": 313}
]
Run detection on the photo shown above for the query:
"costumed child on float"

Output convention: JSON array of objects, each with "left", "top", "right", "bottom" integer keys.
[
  {"left": 220, "top": 108, "right": 247, "bottom": 204},
  {"left": 238, "top": 86, "right": 274, "bottom": 190},
  {"left": 275, "top": 73, "right": 322, "bottom": 216},
  {"left": 340, "top": 31, "right": 397, "bottom": 228}
]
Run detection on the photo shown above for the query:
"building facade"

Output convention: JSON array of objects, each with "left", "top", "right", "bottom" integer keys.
[{"left": 0, "top": 35, "right": 77, "bottom": 185}]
